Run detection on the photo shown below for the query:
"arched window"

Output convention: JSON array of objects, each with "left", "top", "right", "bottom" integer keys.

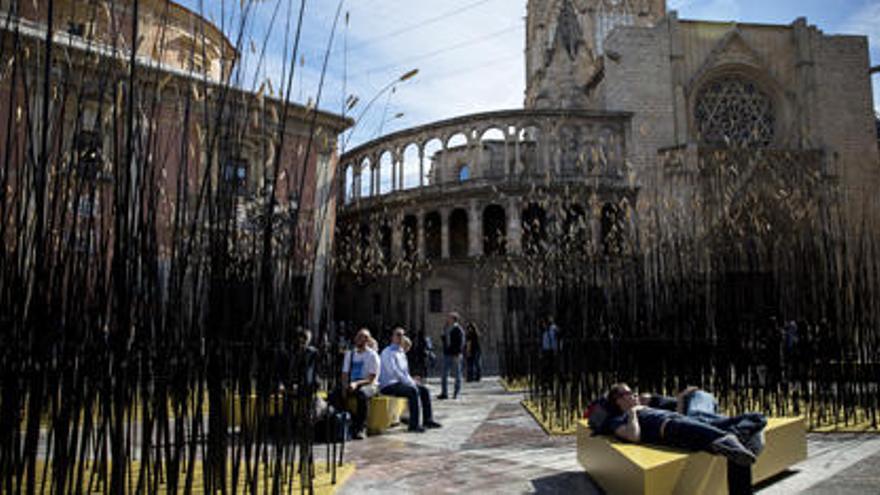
[
  {"left": 458, "top": 164, "right": 471, "bottom": 182},
  {"left": 522, "top": 203, "right": 547, "bottom": 256},
  {"left": 483, "top": 205, "right": 507, "bottom": 256},
  {"left": 379, "top": 224, "right": 393, "bottom": 265},
  {"left": 402, "top": 215, "right": 418, "bottom": 260},
  {"left": 424, "top": 212, "right": 442, "bottom": 260},
  {"left": 694, "top": 76, "right": 775, "bottom": 148},
  {"left": 449, "top": 209, "right": 469, "bottom": 258}
]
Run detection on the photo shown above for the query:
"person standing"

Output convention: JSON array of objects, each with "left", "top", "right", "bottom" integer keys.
[
  {"left": 540, "top": 316, "right": 560, "bottom": 396},
  {"left": 379, "top": 328, "right": 442, "bottom": 432},
  {"left": 340, "top": 328, "right": 381, "bottom": 439},
  {"left": 541, "top": 316, "right": 560, "bottom": 355},
  {"left": 438, "top": 312, "right": 465, "bottom": 400},
  {"left": 465, "top": 323, "right": 482, "bottom": 382}
]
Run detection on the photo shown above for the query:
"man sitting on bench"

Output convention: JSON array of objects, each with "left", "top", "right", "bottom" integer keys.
[
  {"left": 590, "top": 384, "right": 762, "bottom": 467},
  {"left": 379, "top": 328, "right": 442, "bottom": 433}
]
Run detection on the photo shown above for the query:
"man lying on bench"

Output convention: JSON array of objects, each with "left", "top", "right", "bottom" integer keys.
[{"left": 588, "top": 384, "right": 766, "bottom": 467}]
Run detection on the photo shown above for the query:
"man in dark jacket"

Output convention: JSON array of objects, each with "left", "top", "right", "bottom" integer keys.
[{"left": 438, "top": 312, "right": 465, "bottom": 400}]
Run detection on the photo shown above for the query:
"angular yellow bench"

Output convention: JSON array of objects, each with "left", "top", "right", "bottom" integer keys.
[
  {"left": 366, "top": 395, "right": 408, "bottom": 434},
  {"left": 224, "top": 390, "right": 329, "bottom": 428},
  {"left": 576, "top": 417, "right": 807, "bottom": 495},
  {"left": 223, "top": 393, "right": 286, "bottom": 428},
  {"left": 346, "top": 395, "right": 408, "bottom": 434}
]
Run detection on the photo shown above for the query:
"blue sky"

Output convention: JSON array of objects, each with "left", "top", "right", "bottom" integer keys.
[{"left": 177, "top": 0, "right": 880, "bottom": 150}]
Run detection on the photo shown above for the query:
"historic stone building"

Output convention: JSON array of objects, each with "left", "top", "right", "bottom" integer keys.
[
  {"left": 335, "top": 0, "right": 880, "bottom": 371},
  {"left": 0, "top": 0, "right": 351, "bottom": 328}
]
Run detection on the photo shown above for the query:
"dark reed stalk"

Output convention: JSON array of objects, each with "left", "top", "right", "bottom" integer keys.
[{"left": 0, "top": 0, "right": 355, "bottom": 493}]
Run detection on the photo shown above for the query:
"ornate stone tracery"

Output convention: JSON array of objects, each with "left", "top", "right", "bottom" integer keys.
[
  {"left": 554, "top": 0, "right": 585, "bottom": 62},
  {"left": 694, "top": 76, "right": 776, "bottom": 148}
]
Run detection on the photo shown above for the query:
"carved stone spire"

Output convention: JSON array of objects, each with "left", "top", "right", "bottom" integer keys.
[
  {"left": 525, "top": 0, "right": 667, "bottom": 110},
  {"left": 555, "top": 0, "right": 585, "bottom": 62}
]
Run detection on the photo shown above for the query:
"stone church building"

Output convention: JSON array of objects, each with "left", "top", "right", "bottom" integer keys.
[{"left": 335, "top": 0, "right": 880, "bottom": 372}]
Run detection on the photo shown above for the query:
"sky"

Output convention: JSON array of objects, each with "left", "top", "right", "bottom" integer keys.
[{"left": 177, "top": 0, "right": 880, "bottom": 151}]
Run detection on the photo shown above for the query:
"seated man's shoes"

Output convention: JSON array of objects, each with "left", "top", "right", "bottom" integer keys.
[
  {"left": 424, "top": 421, "right": 442, "bottom": 429},
  {"left": 408, "top": 426, "right": 426, "bottom": 433},
  {"left": 709, "top": 434, "right": 757, "bottom": 466},
  {"left": 744, "top": 429, "right": 765, "bottom": 456}
]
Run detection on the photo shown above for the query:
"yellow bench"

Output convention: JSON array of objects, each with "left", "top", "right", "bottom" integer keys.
[
  {"left": 224, "top": 390, "right": 328, "bottom": 428},
  {"left": 346, "top": 394, "right": 408, "bottom": 434},
  {"left": 576, "top": 416, "right": 807, "bottom": 495},
  {"left": 223, "top": 393, "right": 285, "bottom": 428}
]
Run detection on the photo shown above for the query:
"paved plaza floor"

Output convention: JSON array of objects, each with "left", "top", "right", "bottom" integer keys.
[{"left": 338, "top": 377, "right": 880, "bottom": 495}]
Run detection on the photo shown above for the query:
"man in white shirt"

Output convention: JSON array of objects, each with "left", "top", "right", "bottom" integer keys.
[
  {"left": 379, "top": 327, "right": 442, "bottom": 432},
  {"left": 342, "top": 328, "right": 381, "bottom": 439}
]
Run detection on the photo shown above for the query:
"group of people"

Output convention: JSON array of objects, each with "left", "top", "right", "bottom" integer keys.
[
  {"left": 335, "top": 311, "right": 484, "bottom": 440},
  {"left": 336, "top": 326, "right": 445, "bottom": 440},
  {"left": 306, "top": 313, "right": 767, "bottom": 492}
]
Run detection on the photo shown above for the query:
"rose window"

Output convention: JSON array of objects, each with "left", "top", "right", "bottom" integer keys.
[{"left": 694, "top": 77, "right": 775, "bottom": 148}]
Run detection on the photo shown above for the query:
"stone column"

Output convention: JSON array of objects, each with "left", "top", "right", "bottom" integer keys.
[
  {"left": 468, "top": 199, "right": 483, "bottom": 257},
  {"left": 503, "top": 129, "right": 511, "bottom": 178},
  {"left": 440, "top": 207, "right": 450, "bottom": 259},
  {"left": 373, "top": 165, "right": 380, "bottom": 195},
  {"left": 507, "top": 196, "right": 522, "bottom": 255},
  {"left": 416, "top": 210, "right": 426, "bottom": 260},
  {"left": 353, "top": 171, "right": 361, "bottom": 200},
  {"left": 397, "top": 153, "right": 405, "bottom": 190},
  {"left": 513, "top": 128, "right": 522, "bottom": 176},
  {"left": 391, "top": 160, "right": 398, "bottom": 192},
  {"left": 418, "top": 149, "right": 425, "bottom": 188}
]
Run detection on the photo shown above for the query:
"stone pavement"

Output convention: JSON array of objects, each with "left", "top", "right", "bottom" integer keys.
[{"left": 337, "top": 377, "right": 880, "bottom": 495}]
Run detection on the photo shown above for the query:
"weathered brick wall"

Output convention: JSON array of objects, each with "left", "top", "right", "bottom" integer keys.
[
  {"left": 813, "top": 34, "right": 880, "bottom": 225},
  {"left": 603, "top": 22, "right": 676, "bottom": 193}
]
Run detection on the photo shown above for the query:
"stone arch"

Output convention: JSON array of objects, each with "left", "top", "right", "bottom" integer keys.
[
  {"left": 423, "top": 138, "right": 443, "bottom": 186},
  {"left": 379, "top": 223, "right": 393, "bottom": 265},
  {"left": 359, "top": 157, "right": 372, "bottom": 197},
  {"left": 402, "top": 214, "right": 418, "bottom": 260},
  {"left": 483, "top": 204, "right": 507, "bottom": 256},
  {"left": 481, "top": 127, "right": 506, "bottom": 143},
  {"left": 518, "top": 123, "right": 542, "bottom": 144},
  {"left": 517, "top": 125, "right": 542, "bottom": 175},
  {"left": 379, "top": 150, "right": 394, "bottom": 194},
  {"left": 424, "top": 211, "right": 443, "bottom": 260},
  {"left": 343, "top": 164, "right": 354, "bottom": 203},
  {"left": 446, "top": 132, "right": 468, "bottom": 149},
  {"left": 481, "top": 127, "right": 507, "bottom": 178},
  {"left": 522, "top": 203, "right": 548, "bottom": 256},
  {"left": 449, "top": 208, "right": 469, "bottom": 258},
  {"left": 402, "top": 143, "right": 421, "bottom": 189}
]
